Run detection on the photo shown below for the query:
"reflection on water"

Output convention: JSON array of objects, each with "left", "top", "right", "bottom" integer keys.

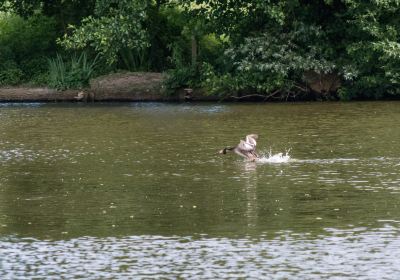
[
  {"left": 2, "top": 224, "right": 400, "bottom": 279},
  {"left": 0, "top": 102, "right": 400, "bottom": 278}
]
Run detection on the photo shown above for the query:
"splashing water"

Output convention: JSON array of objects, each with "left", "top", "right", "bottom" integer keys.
[{"left": 257, "top": 148, "right": 291, "bottom": 163}]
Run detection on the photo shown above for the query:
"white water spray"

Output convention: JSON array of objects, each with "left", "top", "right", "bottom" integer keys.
[{"left": 257, "top": 148, "right": 291, "bottom": 163}]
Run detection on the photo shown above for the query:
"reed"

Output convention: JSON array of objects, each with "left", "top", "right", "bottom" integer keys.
[{"left": 48, "top": 52, "right": 98, "bottom": 90}]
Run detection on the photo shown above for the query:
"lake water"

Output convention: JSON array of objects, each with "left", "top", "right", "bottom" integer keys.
[{"left": 0, "top": 102, "right": 400, "bottom": 279}]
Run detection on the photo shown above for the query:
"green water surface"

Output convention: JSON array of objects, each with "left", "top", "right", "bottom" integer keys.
[{"left": 0, "top": 102, "right": 399, "bottom": 278}]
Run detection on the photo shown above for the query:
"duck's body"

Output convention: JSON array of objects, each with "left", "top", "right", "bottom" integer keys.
[{"left": 219, "top": 134, "right": 260, "bottom": 161}]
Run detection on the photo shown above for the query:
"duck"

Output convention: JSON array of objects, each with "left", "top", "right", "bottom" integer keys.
[
  {"left": 219, "top": 134, "right": 260, "bottom": 161},
  {"left": 74, "top": 91, "right": 85, "bottom": 101}
]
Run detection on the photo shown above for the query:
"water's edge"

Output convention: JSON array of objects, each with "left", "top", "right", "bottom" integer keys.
[{"left": 0, "top": 86, "right": 191, "bottom": 102}]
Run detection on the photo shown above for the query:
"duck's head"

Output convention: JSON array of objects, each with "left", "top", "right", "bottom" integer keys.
[{"left": 248, "top": 134, "right": 258, "bottom": 140}]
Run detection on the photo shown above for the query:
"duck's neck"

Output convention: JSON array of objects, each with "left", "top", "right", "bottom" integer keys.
[{"left": 245, "top": 135, "right": 256, "bottom": 146}]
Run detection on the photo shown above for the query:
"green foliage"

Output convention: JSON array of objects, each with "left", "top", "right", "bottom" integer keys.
[
  {"left": 164, "top": 66, "right": 198, "bottom": 93},
  {"left": 0, "top": 61, "right": 23, "bottom": 86},
  {"left": 60, "top": 0, "right": 149, "bottom": 66},
  {"left": 197, "top": 62, "right": 242, "bottom": 95},
  {"left": 0, "top": 13, "right": 57, "bottom": 85},
  {"left": 182, "top": 0, "right": 291, "bottom": 42},
  {"left": 164, "top": 62, "right": 227, "bottom": 95},
  {"left": 48, "top": 53, "right": 98, "bottom": 90},
  {"left": 164, "top": 33, "right": 225, "bottom": 94},
  {"left": 340, "top": 0, "right": 400, "bottom": 99},
  {"left": 222, "top": 28, "right": 334, "bottom": 94},
  {"left": 147, "top": 4, "right": 189, "bottom": 71},
  {"left": 1, "top": 0, "right": 400, "bottom": 100},
  {"left": 0, "top": 0, "right": 96, "bottom": 30},
  {"left": 19, "top": 56, "right": 49, "bottom": 84},
  {"left": 171, "top": 0, "right": 400, "bottom": 100},
  {"left": 197, "top": 33, "right": 226, "bottom": 67},
  {"left": 0, "top": 14, "right": 57, "bottom": 60}
]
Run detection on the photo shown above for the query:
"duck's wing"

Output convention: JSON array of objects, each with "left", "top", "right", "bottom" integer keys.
[
  {"left": 234, "top": 141, "right": 259, "bottom": 160},
  {"left": 233, "top": 141, "right": 251, "bottom": 158},
  {"left": 237, "top": 139, "right": 255, "bottom": 152}
]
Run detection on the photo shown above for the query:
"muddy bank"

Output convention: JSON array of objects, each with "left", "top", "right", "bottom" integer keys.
[
  {"left": 0, "top": 72, "right": 219, "bottom": 102},
  {"left": 89, "top": 72, "right": 167, "bottom": 101},
  {"left": 0, "top": 87, "right": 80, "bottom": 102}
]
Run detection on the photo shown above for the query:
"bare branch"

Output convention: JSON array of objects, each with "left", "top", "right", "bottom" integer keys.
[
  {"left": 263, "top": 90, "right": 280, "bottom": 101},
  {"left": 293, "top": 83, "right": 309, "bottom": 92},
  {"left": 229, "top": 94, "right": 268, "bottom": 100}
]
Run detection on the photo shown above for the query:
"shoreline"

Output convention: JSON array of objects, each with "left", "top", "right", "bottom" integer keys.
[
  {"left": 1, "top": 86, "right": 399, "bottom": 103},
  {"left": 0, "top": 86, "right": 221, "bottom": 103},
  {"left": 0, "top": 72, "right": 220, "bottom": 103},
  {"left": 1, "top": 73, "right": 399, "bottom": 103}
]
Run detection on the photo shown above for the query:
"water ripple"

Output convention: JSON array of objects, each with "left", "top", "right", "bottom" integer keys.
[{"left": 1, "top": 226, "right": 400, "bottom": 279}]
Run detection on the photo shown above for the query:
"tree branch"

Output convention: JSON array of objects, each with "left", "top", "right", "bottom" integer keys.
[
  {"left": 293, "top": 83, "right": 308, "bottom": 92},
  {"left": 229, "top": 94, "right": 268, "bottom": 100},
  {"left": 263, "top": 90, "right": 280, "bottom": 100}
]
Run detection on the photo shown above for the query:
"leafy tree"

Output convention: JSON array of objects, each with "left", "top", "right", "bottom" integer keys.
[
  {"left": 175, "top": 0, "right": 400, "bottom": 100},
  {"left": 2, "top": 0, "right": 400, "bottom": 99},
  {"left": 176, "top": 0, "right": 342, "bottom": 99},
  {"left": 60, "top": 0, "right": 149, "bottom": 66},
  {"left": 0, "top": 0, "right": 95, "bottom": 31},
  {"left": 340, "top": 0, "right": 400, "bottom": 99},
  {"left": 0, "top": 13, "right": 57, "bottom": 84}
]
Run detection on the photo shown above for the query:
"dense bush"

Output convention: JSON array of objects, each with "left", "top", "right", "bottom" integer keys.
[
  {"left": 340, "top": 1, "right": 400, "bottom": 99},
  {"left": 173, "top": 0, "right": 400, "bottom": 100},
  {"left": 0, "top": 13, "right": 57, "bottom": 85},
  {"left": 60, "top": 0, "right": 149, "bottom": 67},
  {"left": 61, "top": 2, "right": 193, "bottom": 73},
  {"left": 206, "top": 28, "right": 335, "bottom": 98},
  {"left": 0, "top": 61, "right": 23, "bottom": 86}
]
